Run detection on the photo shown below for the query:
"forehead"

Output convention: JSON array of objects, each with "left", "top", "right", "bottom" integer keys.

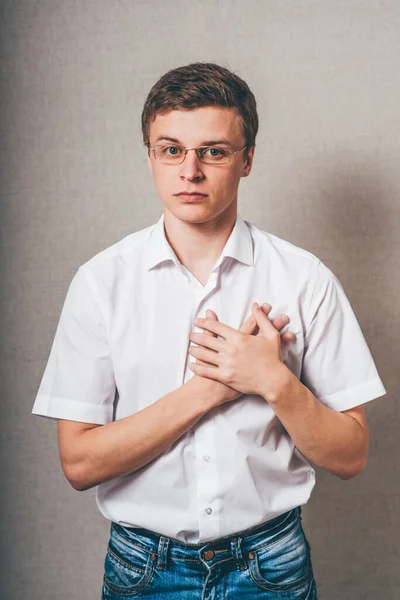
[{"left": 149, "top": 106, "right": 244, "bottom": 145}]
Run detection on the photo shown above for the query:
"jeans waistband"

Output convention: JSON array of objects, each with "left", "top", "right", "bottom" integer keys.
[{"left": 110, "top": 507, "right": 302, "bottom": 569}]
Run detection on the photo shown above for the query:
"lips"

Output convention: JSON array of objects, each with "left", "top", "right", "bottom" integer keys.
[
  {"left": 176, "top": 192, "right": 207, "bottom": 196},
  {"left": 175, "top": 192, "right": 208, "bottom": 202}
]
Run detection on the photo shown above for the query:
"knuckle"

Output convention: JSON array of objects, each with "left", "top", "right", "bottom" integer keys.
[{"left": 224, "top": 368, "right": 234, "bottom": 382}]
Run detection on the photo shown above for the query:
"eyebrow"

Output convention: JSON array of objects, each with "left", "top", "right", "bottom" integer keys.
[{"left": 154, "top": 136, "right": 233, "bottom": 147}]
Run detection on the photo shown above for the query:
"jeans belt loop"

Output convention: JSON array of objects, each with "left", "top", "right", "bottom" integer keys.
[
  {"left": 231, "top": 536, "right": 246, "bottom": 571},
  {"left": 157, "top": 536, "right": 170, "bottom": 570}
]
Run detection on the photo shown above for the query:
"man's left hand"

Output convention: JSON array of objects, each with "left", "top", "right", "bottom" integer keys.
[{"left": 188, "top": 302, "right": 290, "bottom": 399}]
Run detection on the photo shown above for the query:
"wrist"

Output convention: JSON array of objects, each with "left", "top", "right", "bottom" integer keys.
[
  {"left": 259, "top": 363, "right": 294, "bottom": 403},
  {"left": 187, "top": 374, "right": 223, "bottom": 411}
]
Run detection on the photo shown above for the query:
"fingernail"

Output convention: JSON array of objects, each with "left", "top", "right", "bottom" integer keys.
[{"left": 282, "top": 315, "right": 289, "bottom": 323}]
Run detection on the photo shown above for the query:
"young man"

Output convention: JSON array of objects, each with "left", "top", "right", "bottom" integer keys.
[{"left": 32, "top": 63, "right": 386, "bottom": 599}]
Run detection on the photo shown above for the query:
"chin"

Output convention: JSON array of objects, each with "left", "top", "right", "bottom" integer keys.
[{"left": 165, "top": 203, "right": 214, "bottom": 223}]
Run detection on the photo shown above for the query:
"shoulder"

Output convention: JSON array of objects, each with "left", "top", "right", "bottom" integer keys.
[
  {"left": 246, "top": 219, "right": 323, "bottom": 276},
  {"left": 81, "top": 222, "right": 155, "bottom": 271},
  {"left": 244, "top": 220, "right": 344, "bottom": 317},
  {"left": 75, "top": 222, "right": 156, "bottom": 288},
  {"left": 64, "top": 221, "right": 157, "bottom": 308},
  {"left": 246, "top": 219, "right": 318, "bottom": 262}
]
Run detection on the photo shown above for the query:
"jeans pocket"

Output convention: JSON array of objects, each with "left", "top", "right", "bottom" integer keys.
[
  {"left": 247, "top": 520, "right": 313, "bottom": 594},
  {"left": 103, "top": 525, "right": 157, "bottom": 597}
]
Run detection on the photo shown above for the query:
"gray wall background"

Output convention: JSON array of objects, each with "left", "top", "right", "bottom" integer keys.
[{"left": 1, "top": 1, "right": 399, "bottom": 598}]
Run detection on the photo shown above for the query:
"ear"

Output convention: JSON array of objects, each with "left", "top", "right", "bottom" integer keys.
[{"left": 241, "top": 145, "right": 256, "bottom": 178}]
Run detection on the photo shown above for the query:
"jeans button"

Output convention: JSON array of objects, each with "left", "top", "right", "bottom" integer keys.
[{"left": 203, "top": 550, "right": 215, "bottom": 561}]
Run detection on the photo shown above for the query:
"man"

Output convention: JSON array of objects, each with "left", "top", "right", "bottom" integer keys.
[{"left": 32, "top": 63, "right": 386, "bottom": 599}]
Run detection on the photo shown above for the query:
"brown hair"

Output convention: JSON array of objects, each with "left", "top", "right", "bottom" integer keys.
[{"left": 141, "top": 62, "right": 258, "bottom": 156}]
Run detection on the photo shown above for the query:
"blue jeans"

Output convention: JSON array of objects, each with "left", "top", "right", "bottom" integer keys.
[{"left": 101, "top": 507, "right": 318, "bottom": 599}]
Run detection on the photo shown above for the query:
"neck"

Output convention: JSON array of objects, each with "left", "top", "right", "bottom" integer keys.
[{"left": 163, "top": 203, "right": 237, "bottom": 270}]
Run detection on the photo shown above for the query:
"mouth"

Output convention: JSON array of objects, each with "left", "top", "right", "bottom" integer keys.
[{"left": 175, "top": 192, "right": 208, "bottom": 202}]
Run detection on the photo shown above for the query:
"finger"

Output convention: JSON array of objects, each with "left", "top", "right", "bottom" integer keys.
[
  {"left": 281, "top": 330, "right": 296, "bottom": 345},
  {"left": 252, "top": 302, "right": 279, "bottom": 336},
  {"left": 195, "top": 357, "right": 217, "bottom": 367},
  {"left": 271, "top": 314, "right": 290, "bottom": 332},
  {"left": 188, "top": 345, "right": 220, "bottom": 366},
  {"left": 194, "top": 316, "right": 236, "bottom": 341},
  {"left": 188, "top": 361, "right": 222, "bottom": 380},
  {"left": 203, "top": 309, "right": 218, "bottom": 337},
  {"left": 240, "top": 303, "right": 272, "bottom": 335},
  {"left": 190, "top": 310, "right": 218, "bottom": 367},
  {"left": 189, "top": 332, "right": 224, "bottom": 353}
]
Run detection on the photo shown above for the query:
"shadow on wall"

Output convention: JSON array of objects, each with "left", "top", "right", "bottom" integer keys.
[{"left": 300, "top": 153, "right": 398, "bottom": 599}]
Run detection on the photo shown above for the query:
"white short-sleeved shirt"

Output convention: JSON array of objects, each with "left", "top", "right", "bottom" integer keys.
[{"left": 32, "top": 213, "right": 386, "bottom": 542}]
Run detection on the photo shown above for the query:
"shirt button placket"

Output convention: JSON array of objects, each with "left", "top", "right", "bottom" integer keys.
[{"left": 191, "top": 274, "right": 220, "bottom": 540}]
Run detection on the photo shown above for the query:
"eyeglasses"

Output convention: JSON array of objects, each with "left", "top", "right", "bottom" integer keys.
[{"left": 147, "top": 144, "right": 247, "bottom": 165}]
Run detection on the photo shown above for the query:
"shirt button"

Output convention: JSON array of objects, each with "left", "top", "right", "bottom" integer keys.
[
  {"left": 206, "top": 508, "right": 212, "bottom": 515},
  {"left": 203, "top": 455, "right": 210, "bottom": 462}
]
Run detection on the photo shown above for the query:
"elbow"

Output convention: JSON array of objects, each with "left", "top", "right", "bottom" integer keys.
[
  {"left": 333, "top": 433, "right": 369, "bottom": 480},
  {"left": 68, "top": 476, "right": 89, "bottom": 492},
  {"left": 62, "top": 461, "right": 91, "bottom": 492},
  {"left": 335, "top": 456, "right": 368, "bottom": 480},
  {"left": 69, "top": 470, "right": 96, "bottom": 492}
]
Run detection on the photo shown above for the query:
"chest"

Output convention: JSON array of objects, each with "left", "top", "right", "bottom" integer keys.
[{"left": 106, "top": 263, "right": 305, "bottom": 410}]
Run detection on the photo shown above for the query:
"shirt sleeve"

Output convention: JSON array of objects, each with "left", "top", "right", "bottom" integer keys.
[
  {"left": 32, "top": 266, "right": 116, "bottom": 424},
  {"left": 300, "top": 260, "right": 386, "bottom": 412}
]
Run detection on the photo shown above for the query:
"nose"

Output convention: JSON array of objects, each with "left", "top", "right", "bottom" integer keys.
[{"left": 179, "top": 149, "right": 205, "bottom": 181}]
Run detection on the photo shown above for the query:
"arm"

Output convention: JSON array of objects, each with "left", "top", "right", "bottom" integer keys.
[
  {"left": 59, "top": 305, "right": 293, "bottom": 491},
  {"left": 261, "top": 365, "right": 369, "bottom": 479},
  {"left": 59, "top": 375, "right": 219, "bottom": 492},
  {"left": 189, "top": 303, "right": 371, "bottom": 480}
]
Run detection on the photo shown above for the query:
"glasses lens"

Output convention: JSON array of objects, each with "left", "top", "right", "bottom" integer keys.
[
  {"left": 152, "top": 145, "right": 234, "bottom": 164},
  {"left": 154, "top": 145, "right": 184, "bottom": 163},
  {"left": 199, "top": 147, "right": 230, "bottom": 164}
]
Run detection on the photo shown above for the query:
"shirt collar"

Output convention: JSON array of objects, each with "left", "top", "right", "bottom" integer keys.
[{"left": 145, "top": 212, "right": 254, "bottom": 271}]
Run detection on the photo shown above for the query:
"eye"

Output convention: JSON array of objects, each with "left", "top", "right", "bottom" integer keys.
[
  {"left": 203, "top": 147, "right": 228, "bottom": 159},
  {"left": 161, "top": 145, "right": 183, "bottom": 156}
]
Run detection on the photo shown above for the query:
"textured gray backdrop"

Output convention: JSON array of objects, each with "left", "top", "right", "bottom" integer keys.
[{"left": 1, "top": 1, "right": 398, "bottom": 599}]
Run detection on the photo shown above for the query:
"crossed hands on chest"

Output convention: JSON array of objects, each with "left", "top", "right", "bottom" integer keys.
[{"left": 188, "top": 302, "right": 294, "bottom": 405}]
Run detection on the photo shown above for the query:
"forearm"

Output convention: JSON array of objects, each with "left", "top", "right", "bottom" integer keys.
[
  {"left": 263, "top": 366, "right": 369, "bottom": 479},
  {"left": 70, "top": 376, "right": 215, "bottom": 491}
]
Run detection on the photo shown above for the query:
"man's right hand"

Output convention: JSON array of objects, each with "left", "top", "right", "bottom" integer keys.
[{"left": 191, "top": 305, "right": 296, "bottom": 406}]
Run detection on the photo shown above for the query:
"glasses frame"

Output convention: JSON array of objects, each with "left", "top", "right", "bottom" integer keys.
[{"left": 147, "top": 143, "right": 248, "bottom": 165}]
